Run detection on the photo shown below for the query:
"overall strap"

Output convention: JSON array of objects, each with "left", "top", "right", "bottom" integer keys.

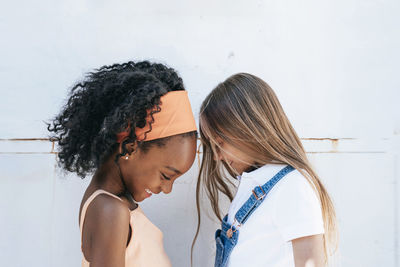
[{"left": 234, "top": 165, "right": 295, "bottom": 225}]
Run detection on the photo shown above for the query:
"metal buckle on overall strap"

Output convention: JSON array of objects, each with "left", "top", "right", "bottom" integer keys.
[
  {"left": 227, "top": 218, "right": 241, "bottom": 239},
  {"left": 252, "top": 186, "right": 266, "bottom": 200}
]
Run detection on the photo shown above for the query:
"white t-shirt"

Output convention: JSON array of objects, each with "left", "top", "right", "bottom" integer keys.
[{"left": 227, "top": 164, "right": 324, "bottom": 267}]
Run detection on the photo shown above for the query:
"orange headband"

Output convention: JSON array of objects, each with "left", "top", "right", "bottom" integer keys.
[{"left": 116, "top": 91, "right": 197, "bottom": 142}]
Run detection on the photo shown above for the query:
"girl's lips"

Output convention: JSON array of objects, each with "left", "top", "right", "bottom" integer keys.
[{"left": 144, "top": 188, "right": 153, "bottom": 198}]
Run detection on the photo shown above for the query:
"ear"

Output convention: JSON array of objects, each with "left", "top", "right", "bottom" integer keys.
[
  {"left": 118, "top": 139, "right": 138, "bottom": 156},
  {"left": 125, "top": 141, "right": 138, "bottom": 155}
]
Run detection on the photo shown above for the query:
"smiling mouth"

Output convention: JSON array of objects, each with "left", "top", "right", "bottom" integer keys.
[{"left": 145, "top": 188, "right": 153, "bottom": 194}]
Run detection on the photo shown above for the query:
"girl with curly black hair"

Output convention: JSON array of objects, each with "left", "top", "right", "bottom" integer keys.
[{"left": 48, "top": 61, "right": 198, "bottom": 267}]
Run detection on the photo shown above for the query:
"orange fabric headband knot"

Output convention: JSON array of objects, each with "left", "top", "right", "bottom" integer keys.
[{"left": 116, "top": 91, "right": 197, "bottom": 142}]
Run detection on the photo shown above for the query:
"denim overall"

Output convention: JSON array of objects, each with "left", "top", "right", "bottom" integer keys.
[{"left": 214, "top": 165, "right": 295, "bottom": 267}]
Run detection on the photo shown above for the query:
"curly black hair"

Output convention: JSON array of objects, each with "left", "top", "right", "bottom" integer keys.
[{"left": 47, "top": 61, "right": 197, "bottom": 178}]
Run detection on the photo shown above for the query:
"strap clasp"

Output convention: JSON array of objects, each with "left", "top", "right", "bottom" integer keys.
[
  {"left": 227, "top": 218, "right": 241, "bottom": 238},
  {"left": 252, "top": 186, "right": 266, "bottom": 200}
]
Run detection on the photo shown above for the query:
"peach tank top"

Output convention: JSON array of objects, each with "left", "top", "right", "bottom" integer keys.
[{"left": 79, "top": 189, "right": 172, "bottom": 267}]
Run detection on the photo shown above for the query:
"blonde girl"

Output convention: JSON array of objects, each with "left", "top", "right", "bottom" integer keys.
[{"left": 193, "top": 73, "right": 337, "bottom": 267}]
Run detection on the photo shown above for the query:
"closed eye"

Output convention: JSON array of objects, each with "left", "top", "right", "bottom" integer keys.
[{"left": 161, "top": 173, "right": 171, "bottom": 181}]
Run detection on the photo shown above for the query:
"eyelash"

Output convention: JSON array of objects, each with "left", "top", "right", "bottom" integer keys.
[{"left": 161, "top": 173, "right": 171, "bottom": 181}]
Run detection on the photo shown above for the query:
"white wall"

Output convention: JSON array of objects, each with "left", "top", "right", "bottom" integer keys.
[{"left": 1, "top": 1, "right": 399, "bottom": 266}]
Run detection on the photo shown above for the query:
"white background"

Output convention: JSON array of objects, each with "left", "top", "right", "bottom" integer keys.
[{"left": 0, "top": 1, "right": 399, "bottom": 266}]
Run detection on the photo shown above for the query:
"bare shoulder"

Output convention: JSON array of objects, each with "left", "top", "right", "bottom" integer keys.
[
  {"left": 85, "top": 193, "right": 130, "bottom": 232},
  {"left": 82, "top": 194, "right": 130, "bottom": 264}
]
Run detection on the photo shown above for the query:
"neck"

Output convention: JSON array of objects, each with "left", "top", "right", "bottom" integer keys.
[{"left": 90, "top": 155, "right": 126, "bottom": 197}]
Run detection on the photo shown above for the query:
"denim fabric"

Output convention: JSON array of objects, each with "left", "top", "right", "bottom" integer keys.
[{"left": 214, "top": 165, "right": 295, "bottom": 267}]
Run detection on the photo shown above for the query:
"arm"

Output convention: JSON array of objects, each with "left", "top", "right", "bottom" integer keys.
[
  {"left": 292, "top": 234, "right": 325, "bottom": 267},
  {"left": 84, "top": 195, "right": 130, "bottom": 267}
]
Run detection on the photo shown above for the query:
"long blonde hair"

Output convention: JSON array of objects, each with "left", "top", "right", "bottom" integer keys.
[{"left": 191, "top": 73, "right": 338, "bottom": 264}]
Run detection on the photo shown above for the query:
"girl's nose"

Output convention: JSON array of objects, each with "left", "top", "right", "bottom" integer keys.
[{"left": 162, "top": 181, "right": 173, "bottom": 194}]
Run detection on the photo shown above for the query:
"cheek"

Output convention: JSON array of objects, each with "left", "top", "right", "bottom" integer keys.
[
  {"left": 135, "top": 170, "right": 160, "bottom": 186},
  {"left": 234, "top": 148, "right": 251, "bottom": 162},
  {"left": 224, "top": 147, "right": 241, "bottom": 161},
  {"left": 126, "top": 162, "right": 159, "bottom": 188}
]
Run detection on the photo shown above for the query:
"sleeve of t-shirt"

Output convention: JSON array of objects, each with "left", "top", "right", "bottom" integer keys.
[{"left": 272, "top": 171, "right": 325, "bottom": 242}]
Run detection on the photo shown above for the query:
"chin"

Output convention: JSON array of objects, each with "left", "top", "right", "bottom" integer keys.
[
  {"left": 234, "top": 166, "right": 248, "bottom": 175},
  {"left": 132, "top": 194, "right": 145, "bottom": 203},
  {"left": 231, "top": 165, "right": 245, "bottom": 175}
]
